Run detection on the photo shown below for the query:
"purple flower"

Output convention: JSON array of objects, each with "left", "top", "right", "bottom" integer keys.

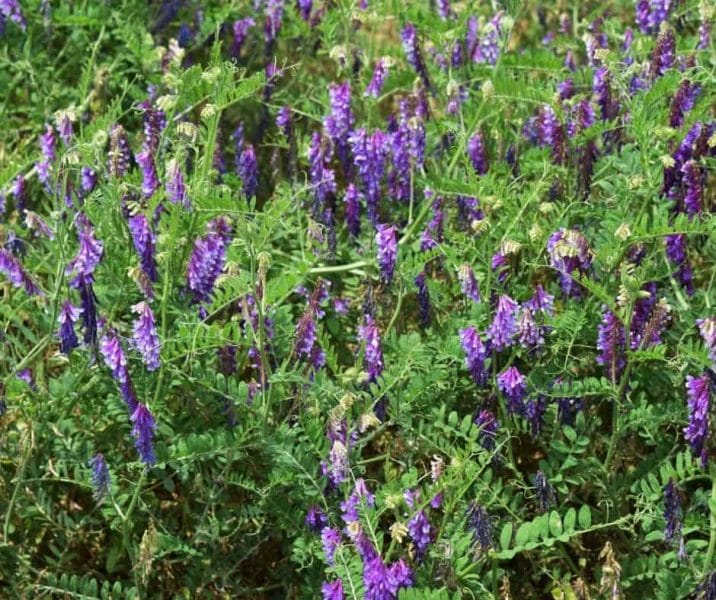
[
  {"left": 308, "top": 132, "right": 337, "bottom": 215},
  {"left": 58, "top": 301, "right": 81, "bottom": 354},
  {"left": 132, "top": 302, "right": 161, "bottom": 371},
  {"left": 436, "top": 0, "right": 450, "bottom": 19},
  {"left": 264, "top": 0, "right": 284, "bottom": 43},
  {"left": 474, "top": 12, "right": 503, "bottom": 65},
  {"left": 663, "top": 478, "right": 685, "bottom": 558},
  {"left": 636, "top": 0, "right": 673, "bottom": 34},
  {"left": 466, "top": 502, "right": 493, "bottom": 551},
  {"left": 665, "top": 234, "right": 694, "bottom": 295},
  {"left": 108, "top": 124, "right": 132, "bottom": 177},
  {"left": 698, "top": 20, "right": 711, "bottom": 50},
  {"left": 238, "top": 144, "right": 258, "bottom": 199},
  {"left": 88, "top": 454, "right": 110, "bottom": 501},
  {"left": 375, "top": 224, "right": 398, "bottom": 284},
  {"left": 363, "top": 556, "right": 413, "bottom": 600},
  {"left": 487, "top": 295, "right": 519, "bottom": 351},
  {"left": 684, "top": 374, "right": 711, "bottom": 467},
  {"left": 365, "top": 58, "right": 389, "bottom": 98},
  {"left": 358, "top": 315, "right": 384, "bottom": 383},
  {"left": 547, "top": 229, "right": 592, "bottom": 297},
  {"left": 456, "top": 196, "right": 484, "bottom": 230},
  {"left": 128, "top": 214, "right": 158, "bottom": 283},
  {"left": 460, "top": 326, "right": 488, "bottom": 386},
  {"left": 80, "top": 167, "right": 97, "bottom": 196},
  {"left": 0, "top": 0, "right": 26, "bottom": 30},
  {"left": 350, "top": 128, "right": 388, "bottom": 219},
  {"left": 475, "top": 409, "right": 498, "bottom": 451},
  {"left": 650, "top": 28, "right": 675, "bottom": 79},
  {"left": 526, "top": 284, "right": 554, "bottom": 315},
  {"left": 593, "top": 67, "right": 618, "bottom": 123},
  {"left": 467, "top": 132, "right": 489, "bottom": 175},
  {"left": 231, "top": 17, "right": 255, "bottom": 57},
  {"left": 693, "top": 571, "right": 716, "bottom": 599},
  {"left": 669, "top": 81, "right": 701, "bottom": 128},
  {"left": 344, "top": 184, "right": 362, "bottom": 237},
  {"left": 324, "top": 81, "right": 354, "bottom": 172},
  {"left": 526, "top": 397, "right": 547, "bottom": 437},
  {"left": 0, "top": 249, "right": 42, "bottom": 296},
  {"left": 138, "top": 101, "right": 166, "bottom": 155},
  {"left": 534, "top": 470, "right": 556, "bottom": 512},
  {"left": 322, "top": 579, "right": 344, "bottom": 600},
  {"left": 166, "top": 160, "right": 190, "bottom": 209},
  {"left": 401, "top": 23, "right": 431, "bottom": 91},
  {"left": 517, "top": 308, "right": 544, "bottom": 349},
  {"left": 276, "top": 106, "right": 292, "bottom": 139},
  {"left": 136, "top": 149, "right": 160, "bottom": 198},
  {"left": 99, "top": 327, "right": 138, "bottom": 412},
  {"left": 681, "top": 160, "right": 703, "bottom": 218},
  {"left": 57, "top": 114, "right": 73, "bottom": 145},
  {"left": 415, "top": 271, "right": 430, "bottom": 328},
  {"left": 321, "top": 526, "right": 342, "bottom": 565},
  {"left": 457, "top": 264, "right": 480, "bottom": 303},
  {"left": 498, "top": 366, "right": 527, "bottom": 416},
  {"left": 535, "top": 104, "right": 565, "bottom": 163},
  {"left": 66, "top": 216, "right": 103, "bottom": 288},
  {"left": 305, "top": 504, "right": 328, "bottom": 533},
  {"left": 408, "top": 509, "right": 432, "bottom": 560},
  {"left": 36, "top": 124, "right": 56, "bottom": 188},
  {"left": 697, "top": 317, "right": 716, "bottom": 364},
  {"left": 557, "top": 78, "right": 575, "bottom": 101},
  {"left": 597, "top": 307, "right": 626, "bottom": 382},
  {"left": 130, "top": 403, "right": 157, "bottom": 466},
  {"left": 187, "top": 218, "right": 231, "bottom": 304},
  {"left": 420, "top": 194, "right": 444, "bottom": 251}
]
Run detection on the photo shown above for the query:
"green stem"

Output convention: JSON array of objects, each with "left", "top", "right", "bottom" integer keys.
[
  {"left": 704, "top": 463, "right": 716, "bottom": 571},
  {"left": 3, "top": 432, "right": 32, "bottom": 541},
  {"left": 122, "top": 470, "right": 147, "bottom": 596}
]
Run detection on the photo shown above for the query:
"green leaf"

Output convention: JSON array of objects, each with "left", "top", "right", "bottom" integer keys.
[
  {"left": 563, "top": 508, "right": 577, "bottom": 533},
  {"left": 578, "top": 505, "right": 592, "bottom": 529},
  {"left": 500, "top": 523, "right": 513, "bottom": 551},
  {"left": 549, "top": 511, "right": 563, "bottom": 537},
  {"left": 515, "top": 522, "right": 532, "bottom": 548}
]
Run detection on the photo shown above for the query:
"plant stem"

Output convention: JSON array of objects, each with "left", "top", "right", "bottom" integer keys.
[{"left": 704, "top": 463, "right": 716, "bottom": 571}]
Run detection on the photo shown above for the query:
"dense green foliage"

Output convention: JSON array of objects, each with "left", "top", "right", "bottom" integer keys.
[{"left": 0, "top": 0, "right": 715, "bottom": 598}]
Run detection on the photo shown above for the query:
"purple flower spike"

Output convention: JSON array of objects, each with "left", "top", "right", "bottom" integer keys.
[
  {"left": 166, "top": 160, "right": 191, "bottom": 209},
  {"left": 108, "top": 124, "right": 132, "bottom": 177},
  {"left": 0, "top": 0, "right": 26, "bottom": 30},
  {"left": 358, "top": 314, "right": 384, "bottom": 383},
  {"left": 467, "top": 502, "right": 493, "bottom": 551},
  {"left": 650, "top": 28, "right": 675, "bottom": 79},
  {"left": 363, "top": 556, "right": 413, "bottom": 600},
  {"left": 58, "top": 301, "right": 82, "bottom": 354},
  {"left": 669, "top": 81, "right": 701, "bottom": 128},
  {"left": 321, "top": 526, "right": 342, "bottom": 565},
  {"left": 187, "top": 218, "right": 232, "bottom": 305},
  {"left": 0, "top": 249, "right": 42, "bottom": 296},
  {"left": 596, "top": 307, "right": 626, "bottom": 382},
  {"left": 89, "top": 454, "right": 111, "bottom": 501},
  {"left": 80, "top": 167, "right": 97, "bottom": 196},
  {"left": 697, "top": 317, "right": 716, "bottom": 364},
  {"left": 130, "top": 403, "right": 157, "bottom": 466},
  {"left": 365, "top": 58, "right": 389, "bottom": 98},
  {"left": 128, "top": 214, "right": 158, "bottom": 283},
  {"left": 458, "top": 264, "right": 481, "bottom": 303},
  {"left": 344, "top": 183, "right": 362, "bottom": 237},
  {"left": 488, "top": 295, "right": 519, "bottom": 351},
  {"left": 663, "top": 478, "right": 685, "bottom": 558},
  {"left": 460, "top": 326, "right": 488, "bottom": 386},
  {"left": 324, "top": 81, "right": 354, "bottom": 172},
  {"left": 375, "top": 224, "right": 398, "bottom": 284},
  {"left": 665, "top": 234, "right": 694, "bottom": 296},
  {"left": 36, "top": 124, "right": 56, "bottom": 188},
  {"left": 534, "top": 470, "right": 556, "bottom": 512},
  {"left": 467, "top": 132, "right": 489, "bottom": 175},
  {"left": 321, "top": 579, "right": 344, "bottom": 600},
  {"left": 475, "top": 409, "right": 499, "bottom": 451},
  {"left": 408, "top": 509, "right": 433, "bottom": 560},
  {"left": 547, "top": 229, "right": 592, "bottom": 297},
  {"left": 305, "top": 505, "right": 328, "bottom": 533},
  {"left": 132, "top": 302, "right": 161, "bottom": 371},
  {"left": 497, "top": 366, "right": 527, "bottom": 416},
  {"left": 238, "top": 144, "right": 258, "bottom": 199},
  {"left": 231, "top": 17, "right": 255, "bottom": 57},
  {"left": 684, "top": 374, "right": 711, "bottom": 467},
  {"left": 99, "top": 327, "right": 138, "bottom": 412},
  {"left": 136, "top": 150, "right": 160, "bottom": 198}
]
